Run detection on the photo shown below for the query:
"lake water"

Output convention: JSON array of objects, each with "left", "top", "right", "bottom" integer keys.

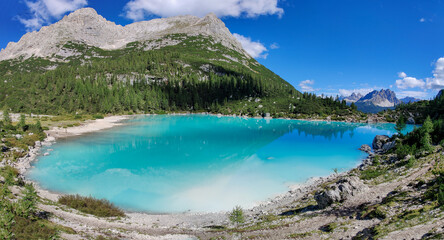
[{"left": 27, "top": 115, "right": 414, "bottom": 213}]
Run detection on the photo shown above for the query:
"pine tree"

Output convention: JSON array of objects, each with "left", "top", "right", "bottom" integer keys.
[
  {"left": 19, "top": 114, "right": 27, "bottom": 131},
  {"left": 395, "top": 115, "right": 406, "bottom": 135},
  {"left": 350, "top": 102, "right": 357, "bottom": 111},
  {"left": 3, "top": 108, "right": 11, "bottom": 124},
  {"left": 421, "top": 116, "right": 433, "bottom": 152}
]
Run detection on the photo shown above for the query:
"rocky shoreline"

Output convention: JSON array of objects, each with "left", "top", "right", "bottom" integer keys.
[{"left": 4, "top": 114, "right": 442, "bottom": 239}]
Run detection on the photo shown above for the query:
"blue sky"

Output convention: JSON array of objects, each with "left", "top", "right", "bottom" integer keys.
[{"left": 1, "top": 0, "right": 444, "bottom": 99}]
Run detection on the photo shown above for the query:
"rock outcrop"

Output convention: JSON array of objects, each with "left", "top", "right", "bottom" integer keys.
[
  {"left": 359, "top": 144, "right": 372, "bottom": 154},
  {"left": 314, "top": 176, "right": 368, "bottom": 208},
  {"left": 0, "top": 8, "right": 248, "bottom": 62},
  {"left": 407, "top": 117, "right": 415, "bottom": 125},
  {"left": 372, "top": 135, "right": 396, "bottom": 153},
  {"left": 372, "top": 135, "right": 390, "bottom": 150}
]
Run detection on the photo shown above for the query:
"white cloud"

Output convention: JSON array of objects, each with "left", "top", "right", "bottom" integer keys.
[
  {"left": 270, "top": 43, "right": 279, "bottom": 49},
  {"left": 299, "top": 80, "right": 315, "bottom": 92},
  {"left": 420, "top": 18, "right": 426, "bottom": 22},
  {"left": 233, "top": 33, "right": 268, "bottom": 59},
  {"left": 396, "top": 90, "right": 428, "bottom": 99},
  {"left": 18, "top": 0, "right": 87, "bottom": 31},
  {"left": 398, "top": 72, "right": 407, "bottom": 78},
  {"left": 395, "top": 72, "right": 425, "bottom": 89},
  {"left": 338, "top": 88, "right": 374, "bottom": 97},
  {"left": 123, "top": 0, "right": 284, "bottom": 21},
  {"left": 396, "top": 58, "right": 444, "bottom": 90},
  {"left": 426, "top": 57, "right": 444, "bottom": 89}
]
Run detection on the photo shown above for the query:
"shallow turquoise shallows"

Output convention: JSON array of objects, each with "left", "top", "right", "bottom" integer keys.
[{"left": 27, "top": 115, "right": 414, "bottom": 213}]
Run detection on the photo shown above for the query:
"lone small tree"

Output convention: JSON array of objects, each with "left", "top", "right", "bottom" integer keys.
[
  {"left": 421, "top": 116, "right": 433, "bottom": 152},
  {"left": 229, "top": 206, "right": 245, "bottom": 226},
  {"left": 3, "top": 108, "right": 11, "bottom": 125},
  {"left": 18, "top": 114, "right": 26, "bottom": 131},
  {"left": 35, "top": 120, "right": 42, "bottom": 132},
  {"left": 395, "top": 115, "right": 406, "bottom": 135},
  {"left": 350, "top": 102, "right": 357, "bottom": 111}
]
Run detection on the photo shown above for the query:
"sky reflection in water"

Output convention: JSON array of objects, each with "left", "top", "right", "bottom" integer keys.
[{"left": 28, "top": 115, "right": 413, "bottom": 212}]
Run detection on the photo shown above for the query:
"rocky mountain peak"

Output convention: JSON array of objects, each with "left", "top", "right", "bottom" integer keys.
[
  {"left": 339, "top": 92, "right": 363, "bottom": 104},
  {"left": 66, "top": 7, "right": 98, "bottom": 17},
  {"left": 350, "top": 92, "right": 363, "bottom": 100},
  {"left": 355, "top": 89, "right": 401, "bottom": 113},
  {"left": 400, "top": 97, "right": 421, "bottom": 104},
  {"left": 0, "top": 8, "right": 247, "bottom": 62},
  {"left": 58, "top": 7, "right": 111, "bottom": 26}
]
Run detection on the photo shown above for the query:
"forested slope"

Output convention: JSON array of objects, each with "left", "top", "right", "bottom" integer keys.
[{"left": 0, "top": 34, "right": 357, "bottom": 118}]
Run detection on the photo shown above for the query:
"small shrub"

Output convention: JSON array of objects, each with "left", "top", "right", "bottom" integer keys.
[
  {"left": 404, "top": 157, "right": 415, "bottom": 169},
  {"left": 360, "top": 168, "right": 385, "bottom": 180},
  {"left": 96, "top": 236, "right": 120, "bottom": 240},
  {"left": 289, "top": 232, "right": 312, "bottom": 239},
  {"left": 58, "top": 195, "right": 125, "bottom": 218},
  {"left": 320, "top": 222, "right": 338, "bottom": 232},
  {"left": 438, "top": 186, "right": 444, "bottom": 207},
  {"left": 92, "top": 114, "right": 105, "bottom": 119},
  {"left": 11, "top": 217, "right": 58, "bottom": 240},
  {"left": 438, "top": 172, "right": 444, "bottom": 207},
  {"left": 1, "top": 166, "right": 19, "bottom": 186},
  {"left": 361, "top": 205, "right": 386, "bottom": 220},
  {"left": 228, "top": 206, "right": 245, "bottom": 225},
  {"left": 15, "top": 184, "right": 38, "bottom": 219},
  {"left": 373, "top": 155, "right": 381, "bottom": 166},
  {"left": 21, "top": 134, "right": 41, "bottom": 147},
  {"left": 396, "top": 144, "right": 414, "bottom": 159}
]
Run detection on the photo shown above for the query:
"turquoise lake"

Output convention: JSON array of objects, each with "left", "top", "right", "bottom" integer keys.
[{"left": 27, "top": 115, "right": 414, "bottom": 213}]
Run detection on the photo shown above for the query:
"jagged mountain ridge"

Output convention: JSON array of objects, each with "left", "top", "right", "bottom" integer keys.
[
  {"left": 339, "top": 92, "right": 363, "bottom": 104},
  {"left": 354, "top": 89, "right": 402, "bottom": 113},
  {"left": 0, "top": 8, "right": 248, "bottom": 62},
  {"left": 358, "top": 89, "right": 401, "bottom": 107},
  {"left": 400, "top": 97, "right": 421, "bottom": 104}
]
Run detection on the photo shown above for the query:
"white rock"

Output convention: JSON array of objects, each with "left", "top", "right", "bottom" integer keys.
[
  {"left": 0, "top": 8, "right": 249, "bottom": 62},
  {"left": 46, "top": 136, "right": 56, "bottom": 142}
]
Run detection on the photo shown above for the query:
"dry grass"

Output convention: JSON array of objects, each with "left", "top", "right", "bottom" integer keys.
[{"left": 58, "top": 194, "right": 125, "bottom": 218}]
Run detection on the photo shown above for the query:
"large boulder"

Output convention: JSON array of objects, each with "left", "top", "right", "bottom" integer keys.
[
  {"left": 359, "top": 144, "right": 372, "bottom": 154},
  {"left": 314, "top": 176, "right": 368, "bottom": 209},
  {"left": 407, "top": 117, "right": 415, "bottom": 125},
  {"left": 372, "top": 135, "right": 390, "bottom": 151},
  {"left": 382, "top": 141, "right": 396, "bottom": 152},
  {"left": 314, "top": 188, "right": 341, "bottom": 209}
]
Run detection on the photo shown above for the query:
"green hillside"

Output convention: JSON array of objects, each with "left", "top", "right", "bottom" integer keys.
[
  {"left": 0, "top": 34, "right": 356, "bottom": 118},
  {"left": 383, "top": 90, "right": 444, "bottom": 124}
]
